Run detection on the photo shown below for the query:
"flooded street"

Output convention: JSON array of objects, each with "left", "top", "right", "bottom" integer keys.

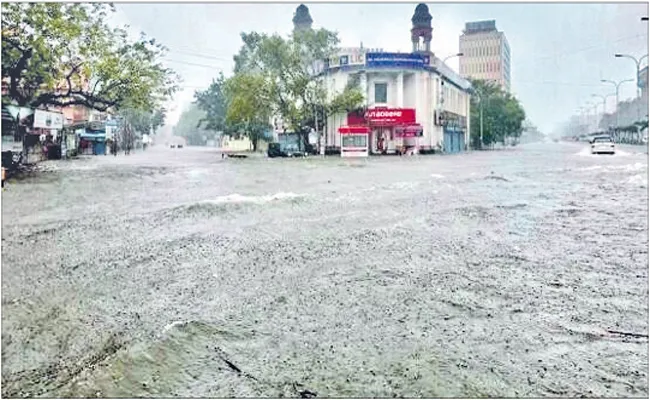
[{"left": 1, "top": 143, "right": 648, "bottom": 398}]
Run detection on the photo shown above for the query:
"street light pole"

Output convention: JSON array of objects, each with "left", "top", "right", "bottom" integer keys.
[
  {"left": 601, "top": 78, "right": 635, "bottom": 129},
  {"left": 614, "top": 53, "right": 649, "bottom": 97},
  {"left": 591, "top": 93, "right": 616, "bottom": 130},
  {"left": 442, "top": 52, "right": 464, "bottom": 65},
  {"left": 438, "top": 52, "right": 464, "bottom": 148},
  {"left": 471, "top": 88, "right": 484, "bottom": 149}
]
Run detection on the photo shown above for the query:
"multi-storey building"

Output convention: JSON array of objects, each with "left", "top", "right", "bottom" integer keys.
[
  {"left": 458, "top": 20, "right": 511, "bottom": 91},
  {"left": 321, "top": 4, "right": 472, "bottom": 155}
]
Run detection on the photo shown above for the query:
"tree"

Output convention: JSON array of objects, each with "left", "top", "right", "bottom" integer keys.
[
  {"left": 470, "top": 79, "right": 526, "bottom": 149},
  {"left": 173, "top": 103, "right": 215, "bottom": 146},
  {"left": 1, "top": 2, "right": 179, "bottom": 112},
  {"left": 194, "top": 72, "right": 229, "bottom": 133},
  {"left": 223, "top": 73, "right": 273, "bottom": 151},
  {"left": 230, "top": 28, "right": 364, "bottom": 149},
  {"left": 151, "top": 108, "right": 166, "bottom": 134}
]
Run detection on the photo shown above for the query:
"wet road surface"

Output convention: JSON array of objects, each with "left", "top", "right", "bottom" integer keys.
[{"left": 1, "top": 143, "right": 648, "bottom": 397}]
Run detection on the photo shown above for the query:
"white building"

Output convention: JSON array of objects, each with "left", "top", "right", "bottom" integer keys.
[{"left": 320, "top": 4, "right": 472, "bottom": 155}]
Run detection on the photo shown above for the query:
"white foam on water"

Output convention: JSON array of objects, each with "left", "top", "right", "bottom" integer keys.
[
  {"left": 578, "top": 165, "right": 604, "bottom": 171},
  {"left": 203, "top": 192, "right": 305, "bottom": 205},
  {"left": 162, "top": 320, "right": 189, "bottom": 334},
  {"left": 388, "top": 181, "right": 421, "bottom": 190},
  {"left": 627, "top": 174, "right": 648, "bottom": 186},
  {"left": 431, "top": 174, "right": 446, "bottom": 179},
  {"left": 612, "top": 162, "right": 646, "bottom": 172},
  {"left": 574, "top": 148, "right": 594, "bottom": 157}
]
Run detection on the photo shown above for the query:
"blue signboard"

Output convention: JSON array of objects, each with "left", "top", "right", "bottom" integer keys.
[{"left": 366, "top": 52, "right": 430, "bottom": 69}]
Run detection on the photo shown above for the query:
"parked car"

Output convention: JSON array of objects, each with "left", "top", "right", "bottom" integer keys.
[
  {"left": 590, "top": 135, "right": 616, "bottom": 155},
  {"left": 267, "top": 142, "right": 288, "bottom": 158}
]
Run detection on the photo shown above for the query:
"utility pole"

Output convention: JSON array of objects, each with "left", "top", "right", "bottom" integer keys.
[
  {"left": 472, "top": 88, "right": 484, "bottom": 149},
  {"left": 478, "top": 97, "right": 483, "bottom": 149},
  {"left": 601, "top": 78, "right": 635, "bottom": 130}
]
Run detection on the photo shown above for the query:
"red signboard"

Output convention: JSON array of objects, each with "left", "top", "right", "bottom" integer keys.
[
  {"left": 338, "top": 125, "right": 371, "bottom": 134},
  {"left": 347, "top": 107, "right": 416, "bottom": 126}
]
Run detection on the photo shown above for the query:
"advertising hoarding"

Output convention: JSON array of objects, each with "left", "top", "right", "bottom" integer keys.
[
  {"left": 327, "top": 49, "right": 366, "bottom": 69},
  {"left": 364, "top": 107, "right": 416, "bottom": 125},
  {"left": 366, "top": 52, "right": 430, "bottom": 69},
  {"left": 33, "top": 109, "right": 64, "bottom": 130}
]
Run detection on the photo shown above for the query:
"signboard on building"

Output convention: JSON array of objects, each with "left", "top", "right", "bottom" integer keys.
[
  {"left": 327, "top": 48, "right": 366, "bottom": 69},
  {"left": 364, "top": 107, "right": 416, "bottom": 125},
  {"left": 33, "top": 109, "right": 64, "bottom": 130},
  {"left": 366, "top": 52, "right": 430, "bottom": 69}
]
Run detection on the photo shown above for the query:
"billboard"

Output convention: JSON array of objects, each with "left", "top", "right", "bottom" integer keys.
[
  {"left": 327, "top": 48, "right": 366, "bottom": 69},
  {"left": 347, "top": 107, "right": 417, "bottom": 126},
  {"left": 366, "top": 52, "right": 430, "bottom": 69},
  {"left": 33, "top": 109, "right": 64, "bottom": 129}
]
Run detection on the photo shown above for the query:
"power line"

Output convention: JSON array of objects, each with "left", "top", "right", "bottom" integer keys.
[
  {"left": 162, "top": 58, "right": 226, "bottom": 70},
  {"left": 515, "top": 80, "right": 607, "bottom": 87},
  {"left": 518, "top": 33, "right": 647, "bottom": 65},
  {"left": 166, "top": 48, "right": 232, "bottom": 62}
]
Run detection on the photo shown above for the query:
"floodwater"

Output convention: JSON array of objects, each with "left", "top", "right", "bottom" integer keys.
[{"left": 1, "top": 143, "right": 648, "bottom": 397}]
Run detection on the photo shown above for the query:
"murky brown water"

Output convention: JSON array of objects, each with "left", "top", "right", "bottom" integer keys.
[{"left": 2, "top": 143, "right": 648, "bottom": 397}]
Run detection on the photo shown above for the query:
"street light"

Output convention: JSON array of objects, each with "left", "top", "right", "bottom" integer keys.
[
  {"left": 442, "top": 52, "right": 464, "bottom": 64},
  {"left": 614, "top": 53, "right": 649, "bottom": 96},
  {"left": 642, "top": 17, "right": 648, "bottom": 21},
  {"left": 471, "top": 87, "right": 484, "bottom": 149},
  {"left": 438, "top": 53, "right": 465, "bottom": 147},
  {"left": 601, "top": 78, "right": 635, "bottom": 128}
]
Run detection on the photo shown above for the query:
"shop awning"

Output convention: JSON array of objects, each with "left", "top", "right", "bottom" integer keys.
[
  {"left": 394, "top": 124, "right": 423, "bottom": 137},
  {"left": 338, "top": 125, "right": 370, "bottom": 134},
  {"left": 79, "top": 132, "right": 106, "bottom": 141}
]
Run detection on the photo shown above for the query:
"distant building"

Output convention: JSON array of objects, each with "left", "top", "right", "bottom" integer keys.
[
  {"left": 292, "top": 4, "right": 313, "bottom": 33},
  {"left": 459, "top": 20, "right": 511, "bottom": 91}
]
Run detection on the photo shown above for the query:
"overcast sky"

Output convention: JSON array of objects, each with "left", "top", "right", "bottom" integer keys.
[{"left": 111, "top": 1, "right": 648, "bottom": 134}]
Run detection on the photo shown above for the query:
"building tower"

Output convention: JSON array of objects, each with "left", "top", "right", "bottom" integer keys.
[
  {"left": 458, "top": 20, "right": 511, "bottom": 91},
  {"left": 293, "top": 4, "right": 313, "bottom": 32},
  {"left": 411, "top": 3, "right": 433, "bottom": 53}
]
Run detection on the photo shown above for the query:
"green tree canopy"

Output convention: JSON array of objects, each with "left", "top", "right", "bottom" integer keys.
[
  {"left": 173, "top": 103, "right": 215, "bottom": 146},
  {"left": 193, "top": 72, "right": 229, "bottom": 133},
  {"left": 230, "top": 28, "right": 364, "bottom": 143},
  {"left": 118, "top": 107, "right": 166, "bottom": 136},
  {"left": 1, "top": 2, "right": 179, "bottom": 112},
  {"left": 469, "top": 79, "right": 526, "bottom": 148},
  {"left": 223, "top": 73, "right": 273, "bottom": 151}
]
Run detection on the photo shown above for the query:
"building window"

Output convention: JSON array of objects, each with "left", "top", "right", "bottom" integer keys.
[{"left": 374, "top": 82, "right": 387, "bottom": 103}]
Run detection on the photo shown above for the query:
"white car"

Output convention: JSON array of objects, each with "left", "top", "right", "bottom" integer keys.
[{"left": 591, "top": 135, "right": 616, "bottom": 155}]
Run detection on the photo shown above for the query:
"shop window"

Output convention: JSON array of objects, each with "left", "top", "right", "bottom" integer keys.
[
  {"left": 342, "top": 134, "right": 367, "bottom": 148},
  {"left": 374, "top": 83, "right": 387, "bottom": 103}
]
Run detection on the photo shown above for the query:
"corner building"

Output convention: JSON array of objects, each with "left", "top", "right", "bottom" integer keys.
[{"left": 312, "top": 4, "right": 473, "bottom": 155}]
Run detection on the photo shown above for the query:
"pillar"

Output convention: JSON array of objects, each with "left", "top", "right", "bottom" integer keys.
[
  {"left": 360, "top": 72, "right": 368, "bottom": 103},
  {"left": 397, "top": 72, "right": 404, "bottom": 107}
]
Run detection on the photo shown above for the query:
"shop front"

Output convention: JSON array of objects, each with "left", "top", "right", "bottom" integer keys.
[
  {"left": 346, "top": 107, "right": 423, "bottom": 155},
  {"left": 437, "top": 110, "right": 468, "bottom": 154},
  {"left": 338, "top": 125, "right": 370, "bottom": 157}
]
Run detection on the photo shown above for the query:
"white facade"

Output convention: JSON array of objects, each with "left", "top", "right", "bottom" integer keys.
[{"left": 323, "top": 59, "right": 471, "bottom": 154}]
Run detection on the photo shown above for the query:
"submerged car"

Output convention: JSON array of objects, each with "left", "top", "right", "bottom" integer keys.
[
  {"left": 590, "top": 135, "right": 616, "bottom": 155},
  {"left": 267, "top": 142, "right": 288, "bottom": 158}
]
